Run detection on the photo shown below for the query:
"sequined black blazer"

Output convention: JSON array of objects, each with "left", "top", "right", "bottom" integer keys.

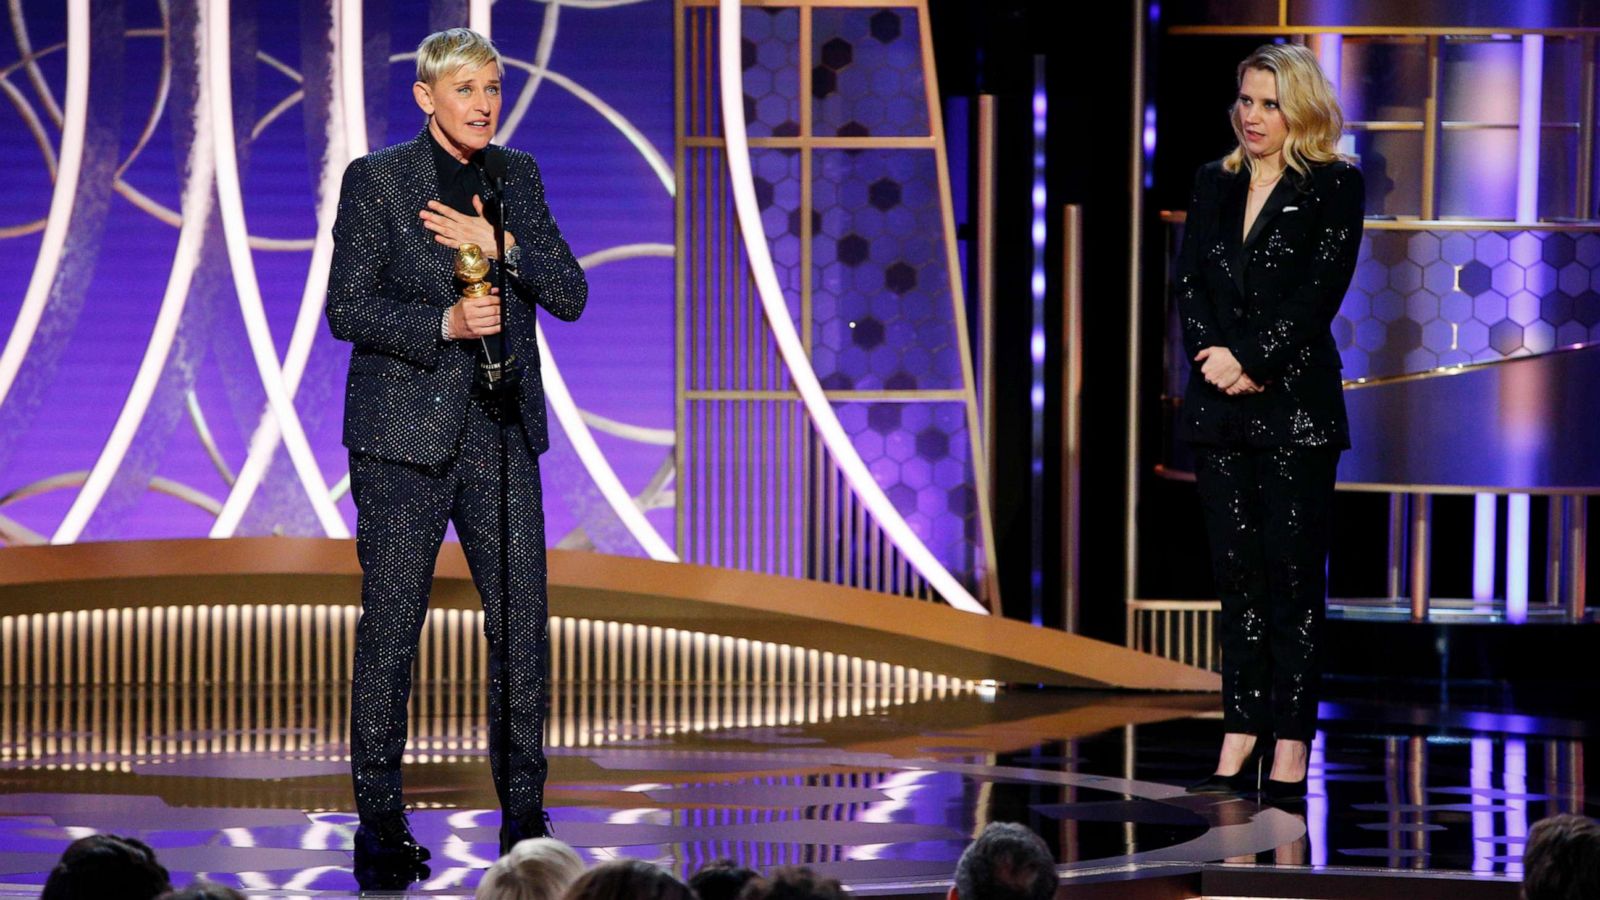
[
  {"left": 326, "top": 129, "right": 587, "bottom": 465},
  {"left": 1175, "top": 158, "right": 1364, "bottom": 449}
]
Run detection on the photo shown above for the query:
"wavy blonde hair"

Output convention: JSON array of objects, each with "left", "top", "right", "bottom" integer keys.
[{"left": 1223, "top": 43, "right": 1348, "bottom": 180}]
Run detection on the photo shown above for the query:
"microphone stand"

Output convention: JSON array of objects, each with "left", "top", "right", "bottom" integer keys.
[{"left": 481, "top": 156, "right": 515, "bottom": 839}]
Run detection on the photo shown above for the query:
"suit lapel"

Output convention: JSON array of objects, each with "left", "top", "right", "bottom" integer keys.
[
  {"left": 1221, "top": 167, "right": 1249, "bottom": 300},
  {"left": 1242, "top": 173, "right": 1297, "bottom": 250},
  {"left": 398, "top": 129, "right": 459, "bottom": 291}
]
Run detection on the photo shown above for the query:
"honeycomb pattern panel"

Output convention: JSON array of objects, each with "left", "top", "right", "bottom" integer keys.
[
  {"left": 812, "top": 8, "right": 929, "bottom": 138},
  {"left": 1336, "top": 230, "right": 1600, "bottom": 381},
  {"left": 751, "top": 148, "right": 804, "bottom": 330},
  {"left": 835, "top": 401, "right": 976, "bottom": 585},
  {"left": 812, "top": 150, "right": 960, "bottom": 391},
  {"left": 741, "top": 8, "right": 800, "bottom": 138}
]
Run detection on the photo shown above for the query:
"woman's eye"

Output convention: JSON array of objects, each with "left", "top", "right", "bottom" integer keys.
[
  {"left": 1265, "top": 101, "right": 1278, "bottom": 110},
  {"left": 487, "top": 86, "right": 500, "bottom": 95}
]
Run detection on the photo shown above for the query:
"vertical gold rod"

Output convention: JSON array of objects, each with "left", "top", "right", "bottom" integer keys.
[
  {"left": 1387, "top": 493, "right": 1406, "bottom": 599},
  {"left": 1061, "top": 204, "right": 1084, "bottom": 633},
  {"left": 1409, "top": 494, "right": 1432, "bottom": 623},
  {"left": 917, "top": 0, "right": 1000, "bottom": 610},
  {"left": 1567, "top": 497, "right": 1588, "bottom": 622},
  {"left": 1278, "top": 0, "right": 1287, "bottom": 28},
  {"left": 675, "top": 0, "right": 689, "bottom": 559},
  {"left": 1548, "top": 496, "right": 1566, "bottom": 607},
  {"left": 1579, "top": 37, "right": 1596, "bottom": 217},
  {"left": 1124, "top": 0, "right": 1147, "bottom": 618},
  {"left": 977, "top": 94, "right": 998, "bottom": 527},
  {"left": 1422, "top": 36, "right": 1440, "bottom": 219}
]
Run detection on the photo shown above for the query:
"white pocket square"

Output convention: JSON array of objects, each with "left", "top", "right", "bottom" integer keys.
[{"left": 1283, "top": 205, "right": 1300, "bottom": 212}]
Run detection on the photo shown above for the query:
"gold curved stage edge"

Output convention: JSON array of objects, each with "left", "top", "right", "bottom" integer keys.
[{"left": 0, "top": 539, "right": 1218, "bottom": 692}]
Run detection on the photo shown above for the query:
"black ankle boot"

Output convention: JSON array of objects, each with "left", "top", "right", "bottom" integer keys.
[
  {"left": 499, "top": 808, "right": 554, "bottom": 855},
  {"left": 1186, "top": 740, "right": 1268, "bottom": 795},
  {"left": 354, "top": 810, "right": 431, "bottom": 865}
]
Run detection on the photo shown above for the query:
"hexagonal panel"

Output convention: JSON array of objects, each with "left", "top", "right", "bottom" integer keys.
[
  {"left": 814, "top": 8, "right": 930, "bottom": 137},
  {"left": 1542, "top": 232, "right": 1576, "bottom": 268},
  {"left": 820, "top": 37, "right": 853, "bottom": 70},
  {"left": 1406, "top": 232, "right": 1441, "bottom": 264},
  {"left": 851, "top": 316, "right": 885, "bottom": 349},
  {"left": 1489, "top": 320, "right": 1524, "bottom": 355},
  {"left": 869, "top": 10, "right": 903, "bottom": 43},
  {"left": 1457, "top": 260, "right": 1492, "bottom": 296},
  {"left": 868, "top": 177, "right": 902, "bottom": 211}
]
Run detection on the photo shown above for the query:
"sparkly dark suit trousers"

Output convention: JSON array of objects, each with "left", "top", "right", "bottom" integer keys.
[
  {"left": 1193, "top": 445, "right": 1339, "bottom": 742},
  {"left": 349, "top": 400, "right": 548, "bottom": 821}
]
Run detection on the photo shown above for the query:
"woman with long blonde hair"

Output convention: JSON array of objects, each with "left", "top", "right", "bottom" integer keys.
[{"left": 1175, "top": 43, "right": 1364, "bottom": 804}]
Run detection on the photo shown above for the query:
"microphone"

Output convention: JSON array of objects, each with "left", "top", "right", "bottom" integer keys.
[{"left": 461, "top": 146, "right": 519, "bottom": 396}]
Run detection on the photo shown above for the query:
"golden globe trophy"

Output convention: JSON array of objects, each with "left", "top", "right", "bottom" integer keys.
[{"left": 453, "top": 242, "right": 519, "bottom": 394}]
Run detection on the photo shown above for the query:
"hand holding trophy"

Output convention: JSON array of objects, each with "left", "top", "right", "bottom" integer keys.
[{"left": 454, "top": 242, "right": 519, "bottom": 394}]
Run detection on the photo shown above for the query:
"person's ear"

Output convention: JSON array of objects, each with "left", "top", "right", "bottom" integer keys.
[{"left": 413, "top": 81, "right": 435, "bottom": 117}]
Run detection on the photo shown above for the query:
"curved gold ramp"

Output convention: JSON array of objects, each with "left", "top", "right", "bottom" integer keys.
[{"left": 0, "top": 538, "right": 1217, "bottom": 691}]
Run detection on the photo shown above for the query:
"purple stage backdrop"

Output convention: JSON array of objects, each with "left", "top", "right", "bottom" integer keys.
[{"left": 0, "top": 0, "right": 674, "bottom": 549}]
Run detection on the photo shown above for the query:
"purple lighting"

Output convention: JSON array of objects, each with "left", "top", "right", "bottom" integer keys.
[
  {"left": 1515, "top": 36, "right": 1543, "bottom": 222},
  {"left": 1507, "top": 494, "right": 1530, "bottom": 623},
  {"left": 1473, "top": 494, "right": 1497, "bottom": 602}
]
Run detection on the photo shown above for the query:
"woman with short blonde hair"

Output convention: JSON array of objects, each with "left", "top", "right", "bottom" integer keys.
[{"left": 476, "top": 837, "right": 586, "bottom": 900}]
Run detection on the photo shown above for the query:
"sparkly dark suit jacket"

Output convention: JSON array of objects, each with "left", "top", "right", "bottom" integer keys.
[
  {"left": 326, "top": 129, "right": 588, "bottom": 466},
  {"left": 1175, "top": 158, "right": 1364, "bottom": 449}
]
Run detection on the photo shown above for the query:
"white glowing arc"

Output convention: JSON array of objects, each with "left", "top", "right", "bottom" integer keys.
[
  {"left": 0, "top": 0, "right": 87, "bottom": 412},
  {"left": 714, "top": 0, "right": 984, "bottom": 614},
  {"left": 210, "top": 7, "right": 358, "bottom": 539},
  {"left": 51, "top": 6, "right": 217, "bottom": 545},
  {"left": 205, "top": 0, "right": 347, "bottom": 539}
]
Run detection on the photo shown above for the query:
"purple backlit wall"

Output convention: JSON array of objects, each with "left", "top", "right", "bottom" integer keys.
[{"left": 0, "top": 0, "right": 674, "bottom": 548}]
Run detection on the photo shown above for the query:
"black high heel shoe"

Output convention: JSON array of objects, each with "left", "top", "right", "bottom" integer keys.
[
  {"left": 1263, "top": 744, "right": 1310, "bottom": 803},
  {"left": 1263, "top": 772, "right": 1308, "bottom": 803},
  {"left": 1186, "top": 740, "right": 1267, "bottom": 794}
]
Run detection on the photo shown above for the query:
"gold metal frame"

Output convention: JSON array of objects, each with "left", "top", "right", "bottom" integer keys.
[{"left": 673, "top": 0, "right": 1000, "bottom": 609}]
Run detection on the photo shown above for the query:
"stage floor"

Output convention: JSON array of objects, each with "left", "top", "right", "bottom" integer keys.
[{"left": 0, "top": 651, "right": 1590, "bottom": 899}]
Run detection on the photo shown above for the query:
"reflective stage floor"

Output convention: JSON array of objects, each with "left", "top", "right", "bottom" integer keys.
[{"left": 0, "top": 608, "right": 1592, "bottom": 898}]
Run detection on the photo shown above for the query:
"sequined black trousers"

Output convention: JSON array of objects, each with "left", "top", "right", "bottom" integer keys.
[
  {"left": 1193, "top": 445, "right": 1340, "bottom": 743},
  {"left": 349, "top": 400, "right": 548, "bottom": 822}
]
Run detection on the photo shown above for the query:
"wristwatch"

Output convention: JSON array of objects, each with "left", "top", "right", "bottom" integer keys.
[{"left": 502, "top": 241, "right": 523, "bottom": 275}]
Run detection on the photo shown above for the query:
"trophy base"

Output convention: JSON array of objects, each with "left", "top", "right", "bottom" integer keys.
[{"left": 474, "top": 355, "right": 523, "bottom": 398}]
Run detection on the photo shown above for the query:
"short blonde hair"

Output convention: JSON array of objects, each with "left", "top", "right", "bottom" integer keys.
[
  {"left": 415, "top": 28, "right": 502, "bottom": 86},
  {"left": 476, "top": 837, "right": 585, "bottom": 900},
  {"left": 1223, "top": 43, "right": 1348, "bottom": 180}
]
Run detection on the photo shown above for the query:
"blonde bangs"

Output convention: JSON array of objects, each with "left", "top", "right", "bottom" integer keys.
[
  {"left": 1222, "top": 43, "right": 1349, "bottom": 179},
  {"left": 415, "top": 28, "right": 502, "bottom": 87}
]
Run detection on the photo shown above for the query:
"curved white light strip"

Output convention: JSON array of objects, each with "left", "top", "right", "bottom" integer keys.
[
  {"left": 52, "top": 12, "right": 217, "bottom": 544},
  {"left": 0, "top": 0, "right": 88, "bottom": 411},
  {"left": 576, "top": 241, "right": 674, "bottom": 269},
  {"left": 212, "top": 39, "right": 354, "bottom": 537},
  {"left": 578, "top": 410, "right": 673, "bottom": 446},
  {"left": 338, "top": 0, "right": 367, "bottom": 158},
  {"left": 500, "top": 58, "right": 674, "bottom": 195},
  {"left": 469, "top": 0, "right": 492, "bottom": 35},
  {"left": 7, "top": 0, "right": 64, "bottom": 126},
  {"left": 538, "top": 322, "right": 677, "bottom": 561},
  {"left": 714, "top": 0, "right": 984, "bottom": 614},
  {"left": 205, "top": 0, "right": 348, "bottom": 538},
  {"left": 495, "top": 1, "right": 558, "bottom": 145}
]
